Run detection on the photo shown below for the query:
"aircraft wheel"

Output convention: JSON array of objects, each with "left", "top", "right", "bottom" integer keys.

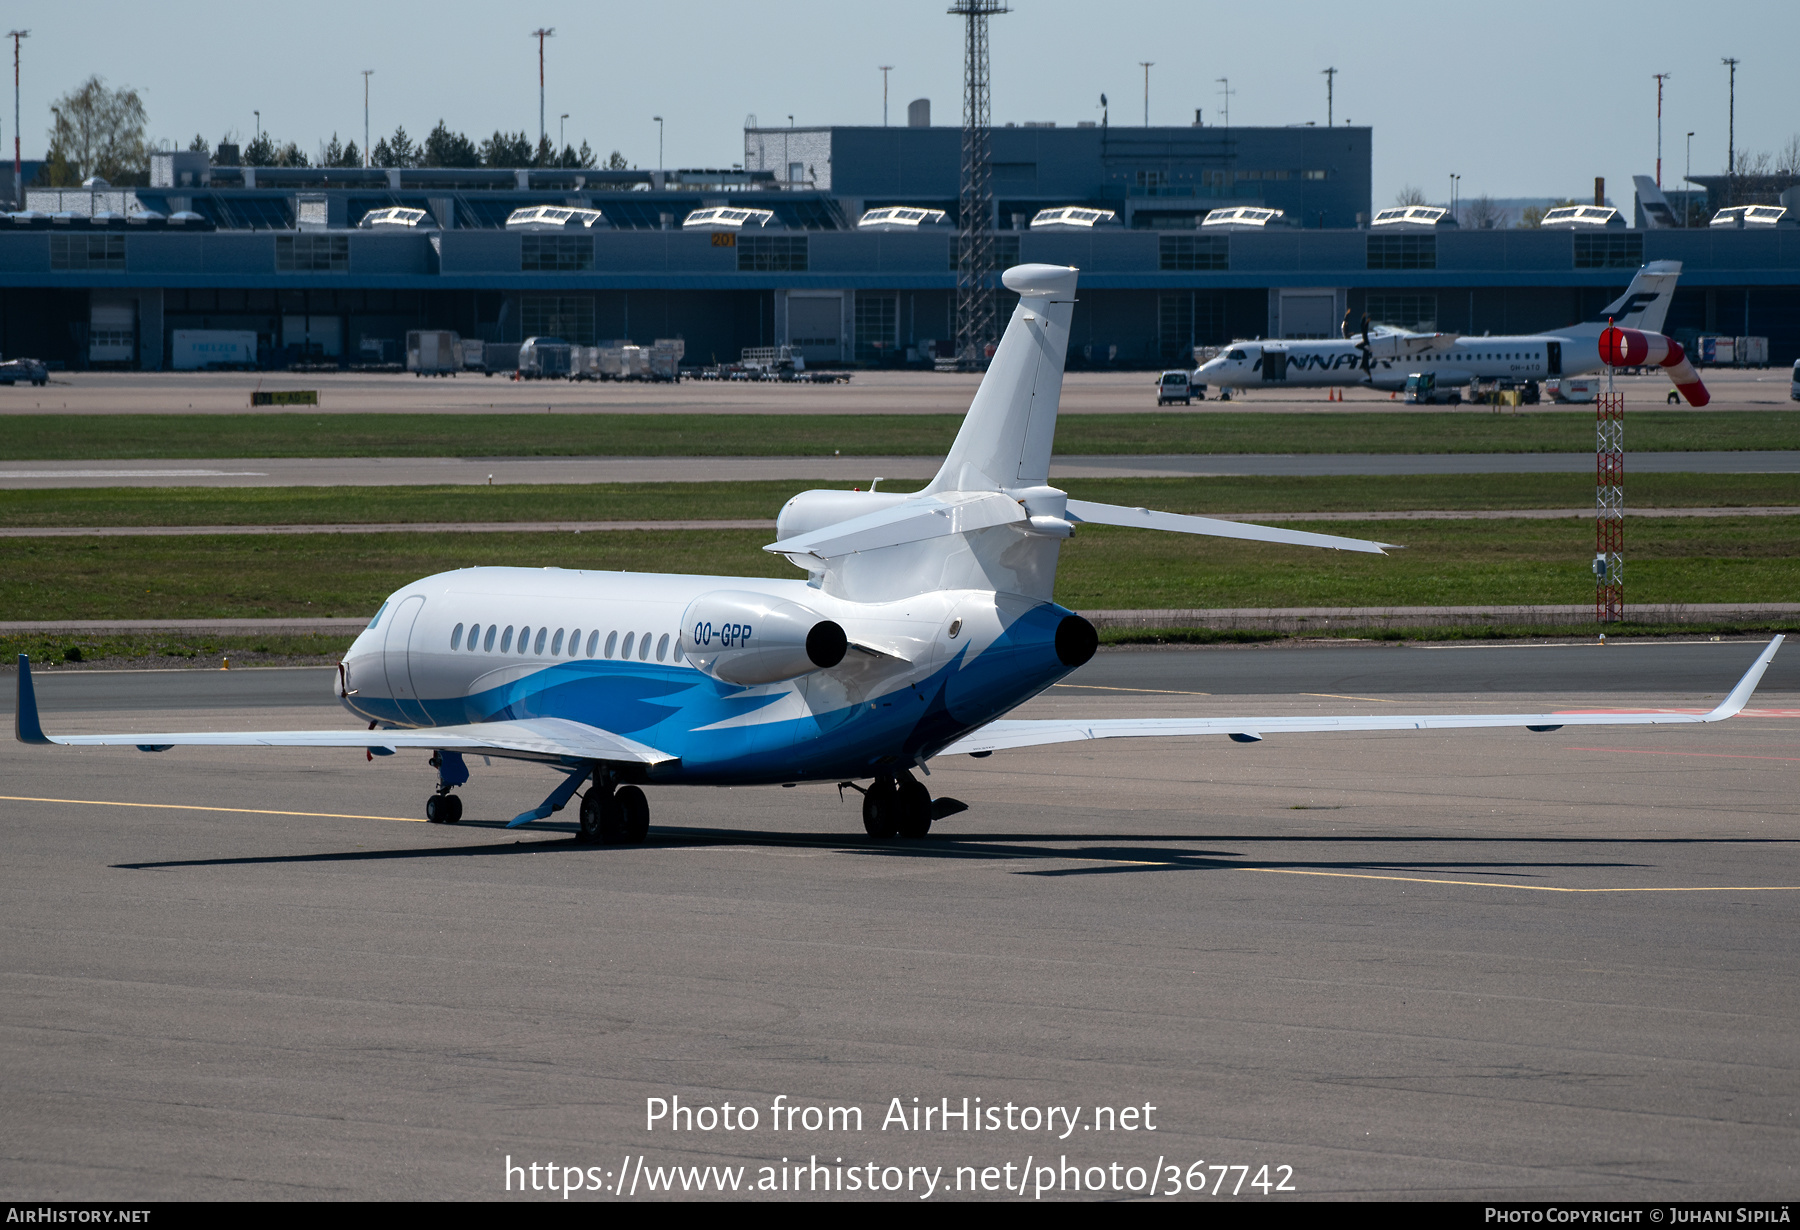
[
  {"left": 425, "top": 794, "right": 461, "bottom": 824},
  {"left": 616, "top": 786, "right": 650, "bottom": 843},
  {"left": 895, "top": 778, "right": 933, "bottom": 839},
  {"left": 862, "top": 778, "right": 899, "bottom": 839},
  {"left": 577, "top": 790, "right": 606, "bottom": 843}
]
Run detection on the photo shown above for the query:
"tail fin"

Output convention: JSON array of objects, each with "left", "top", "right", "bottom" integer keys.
[
  {"left": 1590, "top": 259, "right": 1681, "bottom": 334},
  {"left": 1632, "top": 176, "right": 1681, "bottom": 229},
  {"left": 927, "top": 265, "right": 1079, "bottom": 494}
]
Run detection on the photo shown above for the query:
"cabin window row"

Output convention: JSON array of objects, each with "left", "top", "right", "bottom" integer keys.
[{"left": 448, "top": 622, "right": 677, "bottom": 663}]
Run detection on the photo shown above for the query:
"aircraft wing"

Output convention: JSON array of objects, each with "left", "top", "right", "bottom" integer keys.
[
  {"left": 938, "top": 637, "right": 1782, "bottom": 756},
  {"left": 13, "top": 656, "right": 674, "bottom": 766}
]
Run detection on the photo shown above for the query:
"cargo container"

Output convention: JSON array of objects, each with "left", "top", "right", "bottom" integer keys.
[
  {"left": 481, "top": 342, "right": 520, "bottom": 375},
  {"left": 406, "top": 330, "right": 461, "bottom": 376},
  {"left": 517, "top": 336, "right": 573, "bottom": 379},
  {"left": 172, "top": 329, "right": 258, "bottom": 371},
  {"left": 460, "top": 339, "right": 486, "bottom": 373},
  {"left": 1735, "top": 336, "right": 1769, "bottom": 367}
]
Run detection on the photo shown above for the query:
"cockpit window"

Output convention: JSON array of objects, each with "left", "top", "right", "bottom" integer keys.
[
  {"left": 1228, "top": 349, "right": 1248, "bottom": 361},
  {"left": 367, "top": 600, "right": 388, "bottom": 630}
]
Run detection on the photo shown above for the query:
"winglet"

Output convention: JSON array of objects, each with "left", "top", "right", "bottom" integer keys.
[
  {"left": 1703, "top": 635, "right": 1783, "bottom": 721},
  {"left": 15, "top": 654, "right": 52, "bottom": 745}
]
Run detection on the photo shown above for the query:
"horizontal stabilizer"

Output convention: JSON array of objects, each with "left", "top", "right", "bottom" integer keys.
[
  {"left": 938, "top": 637, "right": 1782, "bottom": 757},
  {"left": 764, "top": 490, "right": 1024, "bottom": 560},
  {"left": 1064, "top": 500, "right": 1397, "bottom": 555}
]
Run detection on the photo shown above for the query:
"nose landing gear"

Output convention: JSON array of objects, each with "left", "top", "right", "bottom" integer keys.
[{"left": 425, "top": 750, "right": 469, "bottom": 823}]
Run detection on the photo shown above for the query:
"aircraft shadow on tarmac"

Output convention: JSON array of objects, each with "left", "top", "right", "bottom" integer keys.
[{"left": 109, "top": 821, "right": 1796, "bottom": 878}]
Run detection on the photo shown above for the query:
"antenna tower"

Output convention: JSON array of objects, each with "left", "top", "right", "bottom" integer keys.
[
  {"left": 950, "top": 0, "right": 1008, "bottom": 370},
  {"left": 1596, "top": 326, "right": 1624, "bottom": 624}
]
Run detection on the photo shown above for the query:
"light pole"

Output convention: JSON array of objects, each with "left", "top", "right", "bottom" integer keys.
[
  {"left": 361, "top": 69, "right": 372, "bottom": 167},
  {"left": 653, "top": 116, "right": 663, "bottom": 173},
  {"left": 7, "top": 30, "right": 25, "bottom": 203},
  {"left": 1721, "top": 56, "right": 1738, "bottom": 205},
  {"left": 559, "top": 113, "right": 568, "bottom": 163},
  {"left": 531, "top": 27, "right": 555, "bottom": 157},
  {"left": 1322, "top": 66, "right": 1337, "bottom": 127},
  {"left": 879, "top": 66, "right": 892, "bottom": 126},
  {"left": 1652, "top": 72, "right": 1669, "bottom": 188},
  {"left": 1685, "top": 131, "right": 1695, "bottom": 226},
  {"left": 1215, "top": 77, "right": 1233, "bottom": 130},
  {"left": 1140, "top": 62, "right": 1152, "bottom": 127}
]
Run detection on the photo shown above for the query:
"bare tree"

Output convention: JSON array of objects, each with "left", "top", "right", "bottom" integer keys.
[
  {"left": 1732, "top": 148, "right": 1773, "bottom": 177},
  {"left": 1393, "top": 184, "right": 1428, "bottom": 207},
  {"left": 1464, "top": 194, "right": 1508, "bottom": 229},
  {"left": 47, "top": 76, "right": 148, "bottom": 184},
  {"left": 1774, "top": 134, "right": 1800, "bottom": 176}
]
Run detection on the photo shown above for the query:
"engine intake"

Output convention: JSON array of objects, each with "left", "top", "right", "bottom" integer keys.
[{"left": 679, "top": 590, "right": 847, "bottom": 685}]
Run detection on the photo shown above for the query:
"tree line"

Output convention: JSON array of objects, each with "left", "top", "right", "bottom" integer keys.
[
  {"left": 196, "top": 123, "right": 626, "bottom": 172},
  {"left": 35, "top": 75, "right": 629, "bottom": 187}
]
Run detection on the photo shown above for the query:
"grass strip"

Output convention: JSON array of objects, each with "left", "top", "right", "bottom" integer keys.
[
  {"left": 3, "top": 517, "right": 1796, "bottom": 622},
  {"left": 3, "top": 472, "right": 1796, "bottom": 529},
  {"left": 5, "top": 410, "right": 1800, "bottom": 460},
  {"left": 0, "top": 631, "right": 356, "bottom": 668},
  {"left": 1098, "top": 621, "right": 1800, "bottom": 647}
]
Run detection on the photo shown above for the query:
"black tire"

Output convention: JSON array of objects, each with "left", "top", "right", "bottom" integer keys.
[
  {"left": 895, "top": 779, "right": 933, "bottom": 839},
  {"left": 616, "top": 786, "right": 650, "bottom": 843},
  {"left": 862, "top": 779, "right": 899, "bottom": 838},
  {"left": 425, "top": 795, "right": 442, "bottom": 823},
  {"left": 426, "top": 794, "right": 461, "bottom": 824},
  {"left": 577, "top": 790, "right": 605, "bottom": 843}
]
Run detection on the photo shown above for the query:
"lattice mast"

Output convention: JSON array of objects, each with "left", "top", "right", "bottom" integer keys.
[
  {"left": 950, "top": 0, "right": 1008, "bottom": 370},
  {"left": 1595, "top": 329, "right": 1624, "bottom": 623}
]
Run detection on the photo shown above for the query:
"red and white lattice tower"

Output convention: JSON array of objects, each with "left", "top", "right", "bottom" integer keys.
[{"left": 1595, "top": 387, "right": 1624, "bottom": 623}]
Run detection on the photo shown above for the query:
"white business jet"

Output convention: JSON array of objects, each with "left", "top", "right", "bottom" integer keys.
[
  {"left": 15, "top": 265, "right": 1780, "bottom": 841},
  {"left": 1197, "top": 261, "right": 1709, "bottom": 406}
]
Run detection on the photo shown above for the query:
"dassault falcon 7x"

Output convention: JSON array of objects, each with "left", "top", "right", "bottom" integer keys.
[
  {"left": 1196, "top": 260, "right": 1710, "bottom": 406},
  {"left": 14, "top": 265, "right": 1781, "bottom": 841}
]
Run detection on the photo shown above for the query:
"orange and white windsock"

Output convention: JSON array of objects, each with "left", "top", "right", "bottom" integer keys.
[{"left": 1598, "top": 326, "right": 1711, "bottom": 407}]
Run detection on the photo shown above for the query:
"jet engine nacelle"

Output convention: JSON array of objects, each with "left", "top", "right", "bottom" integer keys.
[{"left": 678, "top": 590, "right": 848, "bottom": 686}]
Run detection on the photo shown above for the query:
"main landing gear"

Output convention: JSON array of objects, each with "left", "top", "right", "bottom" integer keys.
[
  {"left": 854, "top": 770, "right": 963, "bottom": 840},
  {"left": 576, "top": 771, "right": 650, "bottom": 845}
]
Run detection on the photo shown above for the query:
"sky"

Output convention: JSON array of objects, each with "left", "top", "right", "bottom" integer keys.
[{"left": 19, "top": 0, "right": 1799, "bottom": 208}]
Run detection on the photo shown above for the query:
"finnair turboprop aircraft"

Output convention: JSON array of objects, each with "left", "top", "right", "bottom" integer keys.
[
  {"left": 14, "top": 265, "right": 1781, "bottom": 842},
  {"left": 1196, "top": 260, "right": 1710, "bottom": 406}
]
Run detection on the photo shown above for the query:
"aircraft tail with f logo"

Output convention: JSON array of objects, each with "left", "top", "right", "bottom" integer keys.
[{"left": 1569, "top": 259, "right": 1682, "bottom": 336}]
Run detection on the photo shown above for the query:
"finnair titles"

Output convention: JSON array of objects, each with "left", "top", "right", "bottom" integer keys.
[{"left": 15, "top": 264, "right": 1777, "bottom": 842}]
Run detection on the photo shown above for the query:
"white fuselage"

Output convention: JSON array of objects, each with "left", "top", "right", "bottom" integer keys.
[{"left": 1197, "top": 331, "right": 1604, "bottom": 393}]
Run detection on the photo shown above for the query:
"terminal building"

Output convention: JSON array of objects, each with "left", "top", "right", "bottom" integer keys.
[{"left": 3, "top": 111, "right": 1796, "bottom": 371}]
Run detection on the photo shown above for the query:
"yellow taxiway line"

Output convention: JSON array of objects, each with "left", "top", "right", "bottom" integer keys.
[
  {"left": 1242, "top": 868, "right": 1800, "bottom": 893},
  {"left": 0, "top": 794, "right": 424, "bottom": 823}
]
